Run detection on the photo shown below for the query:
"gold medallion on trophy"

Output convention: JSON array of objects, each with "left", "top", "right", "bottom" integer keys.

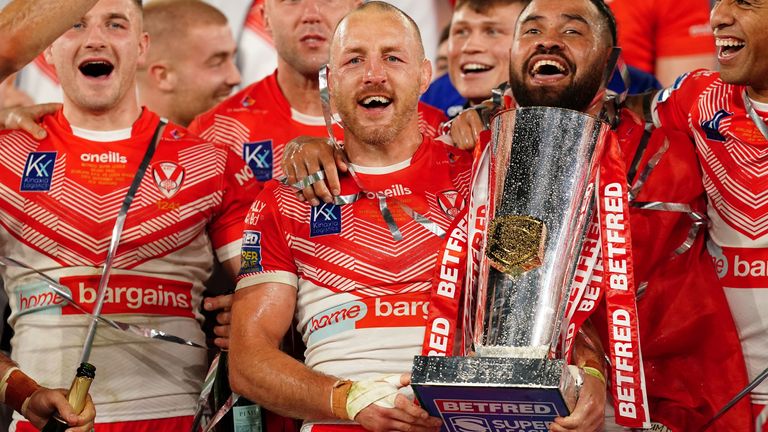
[{"left": 486, "top": 215, "right": 547, "bottom": 275}]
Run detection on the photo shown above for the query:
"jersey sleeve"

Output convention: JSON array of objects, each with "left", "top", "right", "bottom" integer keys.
[
  {"left": 235, "top": 181, "right": 298, "bottom": 291},
  {"left": 209, "top": 144, "right": 263, "bottom": 262},
  {"left": 652, "top": 69, "right": 716, "bottom": 132}
]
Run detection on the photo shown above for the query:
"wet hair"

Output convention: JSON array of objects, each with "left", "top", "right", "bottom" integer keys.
[
  {"left": 587, "top": 0, "right": 617, "bottom": 46},
  {"left": 517, "top": 0, "right": 617, "bottom": 47}
]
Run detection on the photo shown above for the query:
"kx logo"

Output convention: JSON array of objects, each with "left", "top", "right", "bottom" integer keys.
[
  {"left": 310, "top": 203, "right": 342, "bottom": 237},
  {"left": 244, "top": 140, "right": 273, "bottom": 181},
  {"left": 21, "top": 152, "right": 57, "bottom": 192},
  {"left": 313, "top": 203, "right": 339, "bottom": 221}
]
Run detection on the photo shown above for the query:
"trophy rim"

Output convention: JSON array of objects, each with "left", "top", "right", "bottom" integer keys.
[{"left": 491, "top": 105, "right": 608, "bottom": 126}]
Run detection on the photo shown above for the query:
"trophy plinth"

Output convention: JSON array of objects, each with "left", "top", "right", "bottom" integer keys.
[{"left": 411, "top": 356, "right": 579, "bottom": 432}]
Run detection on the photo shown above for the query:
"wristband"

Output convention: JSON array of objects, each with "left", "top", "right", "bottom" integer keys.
[
  {"left": 0, "top": 366, "right": 17, "bottom": 402},
  {"left": 331, "top": 380, "right": 353, "bottom": 420},
  {"left": 582, "top": 366, "right": 606, "bottom": 385},
  {"left": 1, "top": 369, "right": 41, "bottom": 414}
]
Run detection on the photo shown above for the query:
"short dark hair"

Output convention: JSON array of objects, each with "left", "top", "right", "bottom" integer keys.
[
  {"left": 455, "top": 0, "right": 529, "bottom": 15},
  {"left": 587, "top": 0, "right": 617, "bottom": 46}
]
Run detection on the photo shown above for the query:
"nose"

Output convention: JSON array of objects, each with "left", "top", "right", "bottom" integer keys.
[
  {"left": 83, "top": 25, "right": 107, "bottom": 50},
  {"left": 364, "top": 57, "right": 387, "bottom": 86},
  {"left": 534, "top": 28, "right": 565, "bottom": 53},
  {"left": 225, "top": 59, "right": 242, "bottom": 87},
  {"left": 301, "top": 0, "right": 322, "bottom": 24},
  {"left": 710, "top": 0, "right": 734, "bottom": 32},
  {"left": 459, "top": 31, "right": 485, "bottom": 54}
]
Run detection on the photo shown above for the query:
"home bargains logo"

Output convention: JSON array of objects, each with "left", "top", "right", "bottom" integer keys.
[
  {"left": 57, "top": 274, "right": 194, "bottom": 317},
  {"left": 307, "top": 293, "right": 429, "bottom": 343}
]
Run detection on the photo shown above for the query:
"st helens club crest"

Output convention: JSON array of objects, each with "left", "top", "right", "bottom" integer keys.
[
  {"left": 152, "top": 162, "right": 185, "bottom": 198},
  {"left": 437, "top": 190, "right": 465, "bottom": 218}
]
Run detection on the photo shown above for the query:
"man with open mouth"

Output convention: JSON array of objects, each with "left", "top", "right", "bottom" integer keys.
[
  {"left": 0, "top": 0, "right": 260, "bottom": 431},
  {"left": 226, "top": 3, "right": 519, "bottom": 432},
  {"left": 643, "top": 0, "right": 768, "bottom": 430}
]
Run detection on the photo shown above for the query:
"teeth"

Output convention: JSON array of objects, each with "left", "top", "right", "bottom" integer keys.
[
  {"left": 462, "top": 63, "right": 491, "bottom": 72},
  {"left": 362, "top": 96, "right": 391, "bottom": 104},
  {"left": 716, "top": 39, "right": 745, "bottom": 47},
  {"left": 533, "top": 60, "right": 566, "bottom": 73}
]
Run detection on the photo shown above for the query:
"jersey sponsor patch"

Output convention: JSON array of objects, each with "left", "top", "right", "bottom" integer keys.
[
  {"left": 310, "top": 203, "right": 342, "bottom": 237},
  {"left": 20, "top": 151, "right": 57, "bottom": 192},
  {"left": 16, "top": 281, "right": 69, "bottom": 316},
  {"left": 708, "top": 241, "right": 768, "bottom": 288},
  {"left": 242, "top": 95, "right": 256, "bottom": 108},
  {"left": 307, "top": 292, "right": 429, "bottom": 344},
  {"left": 701, "top": 109, "right": 732, "bottom": 142},
  {"left": 240, "top": 230, "right": 263, "bottom": 274},
  {"left": 436, "top": 189, "right": 465, "bottom": 218},
  {"left": 56, "top": 274, "right": 194, "bottom": 317},
  {"left": 151, "top": 161, "right": 185, "bottom": 198},
  {"left": 243, "top": 140, "right": 273, "bottom": 182}
]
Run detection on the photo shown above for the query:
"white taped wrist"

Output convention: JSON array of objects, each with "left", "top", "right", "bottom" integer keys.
[{"left": 346, "top": 374, "right": 403, "bottom": 420}]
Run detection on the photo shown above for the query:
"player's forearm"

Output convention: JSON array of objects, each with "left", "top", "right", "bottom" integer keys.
[
  {"left": 229, "top": 342, "right": 338, "bottom": 421},
  {"left": 0, "top": 0, "right": 99, "bottom": 80},
  {"left": 571, "top": 320, "right": 606, "bottom": 373}
]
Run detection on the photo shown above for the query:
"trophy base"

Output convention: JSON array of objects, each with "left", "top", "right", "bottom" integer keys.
[{"left": 411, "top": 356, "right": 579, "bottom": 432}]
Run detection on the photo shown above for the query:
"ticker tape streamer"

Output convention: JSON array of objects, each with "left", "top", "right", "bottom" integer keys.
[{"left": 191, "top": 352, "right": 221, "bottom": 432}]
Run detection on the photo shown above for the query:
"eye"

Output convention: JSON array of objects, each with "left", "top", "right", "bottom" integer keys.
[
  {"left": 523, "top": 27, "right": 541, "bottom": 35},
  {"left": 485, "top": 28, "right": 500, "bottom": 37},
  {"left": 564, "top": 28, "right": 582, "bottom": 35},
  {"left": 348, "top": 57, "right": 362, "bottom": 65},
  {"left": 451, "top": 27, "right": 469, "bottom": 38},
  {"left": 73, "top": 22, "right": 85, "bottom": 30},
  {"left": 385, "top": 55, "right": 402, "bottom": 63},
  {"left": 108, "top": 21, "right": 126, "bottom": 30}
]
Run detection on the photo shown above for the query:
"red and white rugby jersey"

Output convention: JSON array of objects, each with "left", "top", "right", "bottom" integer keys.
[
  {"left": 654, "top": 69, "right": 768, "bottom": 405},
  {"left": 236, "top": 137, "right": 471, "bottom": 382},
  {"left": 189, "top": 71, "right": 448, "bottom": 183},
  {"left": 0, "top": 108, "right": 259, "bottom": 423}
]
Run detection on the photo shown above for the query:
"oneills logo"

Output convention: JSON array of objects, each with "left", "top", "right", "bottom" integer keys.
[{"left": 152, "top": 161, "right": 185, "bottom": 198}]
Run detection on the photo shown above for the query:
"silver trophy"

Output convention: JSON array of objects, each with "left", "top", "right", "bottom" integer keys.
[{"left": 412, "top": 107, "right": 610, "bottom": 432}]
